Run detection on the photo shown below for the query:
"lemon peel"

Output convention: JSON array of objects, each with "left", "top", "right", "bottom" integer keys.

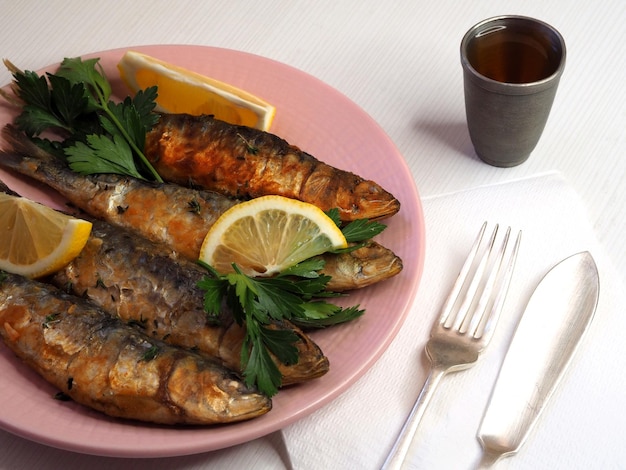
[
  {"left": 118, "top": 50, "right": 275, "bottom": 130},
  {"left": 0, "top": 193, "right": 92, "bottom": 278},
  {"left": 199, "top": 195, "right": 347, "bottom": 277}
]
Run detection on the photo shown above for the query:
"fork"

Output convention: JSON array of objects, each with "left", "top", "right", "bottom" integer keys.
[{"left": 381, "top": 222, "right": 522, "bottom": 470}]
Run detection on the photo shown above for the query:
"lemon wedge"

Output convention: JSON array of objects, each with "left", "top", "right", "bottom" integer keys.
[
  {"left": 0, "top": 193, "right": 92, "bottom": 279},
  {"left": 118, "top": 50, "right": 276, "bottom": 131},
  {"left": 199, "top": 195, "right": 347, "bottom": 277}
]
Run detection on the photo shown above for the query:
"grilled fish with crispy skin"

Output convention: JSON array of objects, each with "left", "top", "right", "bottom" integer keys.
[
  {"left": 48, "top": 218, "right": 329, "bottom": 385},
  {"left": 144, "top": 113, "right": 401, "bottom": 222},
  {"left": 0, "top": 179, "right": 327, "bottom": 384},
  {"left": 0, "top": 125, "right": 402, "bottom": 291},
  {"left": 0, "top": 272, "right": 271, "bottom": 424},
  {"left": 1, "top": 125, "right": 237, "bottom": 261}
]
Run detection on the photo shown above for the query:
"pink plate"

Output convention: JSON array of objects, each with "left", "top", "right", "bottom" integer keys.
[{"left": 0, "top": 45, "right": 425, "bottom": 457}]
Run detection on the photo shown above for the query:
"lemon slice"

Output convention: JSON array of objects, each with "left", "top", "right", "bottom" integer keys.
[
  {"left": 199, "top": 195, "right": 347, "bottom": 277},
  {"left": 0, "top": 193, "right": 92, "bottom": 279},
  {"left": 118, "top": 50, "right": 276, "bottom": 131}
]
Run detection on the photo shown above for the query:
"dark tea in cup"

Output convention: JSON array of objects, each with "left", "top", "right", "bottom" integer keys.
[
  {"left": 460, "top": 16, "right": 566, "bottom": 167},
  {"left": 464, "top": 22, "right": 562, "bottom": 84}
]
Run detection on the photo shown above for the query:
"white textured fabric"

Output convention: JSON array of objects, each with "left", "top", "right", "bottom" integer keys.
[
  {"left": 281, "top": 172, "right": 626, "bottom": 469},
  {"left": 1, "top": 1, "right": 625, "bottom": 468}
]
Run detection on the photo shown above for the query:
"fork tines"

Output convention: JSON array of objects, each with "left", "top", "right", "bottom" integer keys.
[{"left": 439, "top": 222, "right": 521, "bottom": 341}]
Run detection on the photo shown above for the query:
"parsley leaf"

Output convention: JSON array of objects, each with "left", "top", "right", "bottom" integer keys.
[
  {"left": 5, "top": 56, "right": 162, "bottom": 182},
  {"left": 325, "top": 207, "right": 388, "bottom": 245},
  {"left": 15, "top": 104, "right": 68, "bottom": 136},
  {"left": 325, "top": 208, "right": 342, "bottom": 227},
  {"left": 13, "top": 69, "right": 52, "bottom": 109},
  {"left": 280, "top": 258, "right": 327, "bottom": 279},
  {"left": 47, "top": 74, "right": 89, "bottom": 127},
  {"left": 130, "top": 87, "right": 160, "bottom": 130},
  {"left": 12, "top": 71, "right": 91, "bottom": 136},
  {"left": 242, "top": 325, "right": 284, "bottom": 397},
  {"left": 55, "top": 57, "right": 111, "bottom": 112},
  {"left": 65, "top": 133, "right": 144, "bottom": 178},
  {"left": 294, "top": 303, "right": 364, "bottom": 328},
  {"left": 340, "top": 218, "right": 387, "bottom": 242},
  {"left": 197, "top": 260, "right": 364, "bottom": 397},
  {"left": 261, "top": 326, "right": 300, "bottom": 366}
]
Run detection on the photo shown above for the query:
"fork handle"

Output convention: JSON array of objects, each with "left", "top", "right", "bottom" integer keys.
[{"left": 381, "top": 367, "right": 447, "bottom": 470}]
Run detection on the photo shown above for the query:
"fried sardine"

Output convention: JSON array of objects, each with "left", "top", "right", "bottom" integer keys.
[
  {"left": 48, "top": 218, "right": 329, "bottom": 385},
  {"left": 0, "top": 272, "right": 271, "bottom": 425},
  {"left": 0, "top": 125, "right": 402, "bottom": 291},
  {"left": 144, "top": 113, "right": 401, "bottom": 222}
]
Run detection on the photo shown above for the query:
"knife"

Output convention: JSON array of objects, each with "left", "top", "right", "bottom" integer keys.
[{"left": 476, "top": 251, "right": 599, "bottom": 467}]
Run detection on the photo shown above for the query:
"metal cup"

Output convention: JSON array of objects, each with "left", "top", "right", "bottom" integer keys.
[{"left": 460, "top": 16, "right": 566, "bottom": 167}]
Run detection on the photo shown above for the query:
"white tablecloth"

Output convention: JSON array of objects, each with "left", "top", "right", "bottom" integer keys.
[
  {"left": 283, "top": 172, "right": 626, "bottom": 469},
  {"left": 1, "top": 1, "right": 625, "bottom": 469}
]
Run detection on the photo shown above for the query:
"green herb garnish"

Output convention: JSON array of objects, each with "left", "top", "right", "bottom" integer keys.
[
  {"left": 4, "top": 57, "right": 162, "bottom": 181},
  {"left": 340, "top": 217, "right": 387, "bottom": 243},
  {"left": 326, "top": 208, "right": 387, "bottom": 243},
  {"left": 324, "top": 208, "right": 388, "bottom": 255},
  {"left": 198, "top": 258, "right": 364, "bottom": 397},
  {"left": 140, "top": 345, "right": 160, "bottom": 361}
]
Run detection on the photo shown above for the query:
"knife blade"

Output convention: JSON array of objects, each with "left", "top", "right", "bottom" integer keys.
[{"left": 476, "top": 251, "right": 599, "bottom": 467}]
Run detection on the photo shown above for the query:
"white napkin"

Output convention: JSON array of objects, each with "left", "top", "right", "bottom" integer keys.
[{"left": 281, "top": 172, "right": 626, "bottom": 470}]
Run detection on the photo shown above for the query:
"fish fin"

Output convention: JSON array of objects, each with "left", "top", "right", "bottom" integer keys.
[{"left": 1, "top": 124, "right": 56, "bottom": 162}]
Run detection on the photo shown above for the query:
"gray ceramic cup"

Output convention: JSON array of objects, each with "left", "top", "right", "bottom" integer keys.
[{"left": 461, "top": 16, "right": 566, "bottom": 167}]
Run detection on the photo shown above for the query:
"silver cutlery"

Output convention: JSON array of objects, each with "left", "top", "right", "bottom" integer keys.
[
  {"left": 382, "top": 222, "right": 522, "bottom": 470},
  {"left": 476, "top": 251, "right": 599, "bottom": 468}
]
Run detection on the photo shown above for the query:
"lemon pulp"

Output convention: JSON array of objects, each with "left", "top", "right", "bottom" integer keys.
[
  {"left": 118, "top": 50, "right": 275, "bottom": 130},
  {"left": 0, "top": 193, "right": 92, "bottom": 278},
  {"left": 199, "top": 195, "right": 347, "bottom": 277}
]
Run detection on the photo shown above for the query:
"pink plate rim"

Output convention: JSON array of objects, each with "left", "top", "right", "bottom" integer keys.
[{"left": 0, "top": 44, "right": 425, "bottom": 457}]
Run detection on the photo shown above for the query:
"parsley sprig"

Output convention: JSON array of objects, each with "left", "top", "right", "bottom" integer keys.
[
  {"left": 198, "top": 259, "right": 364, "bottom": 397},
  {"left": 197, "top": 214, "right": 386, "bottom": 397},
  {"left": 326, "top": 208, "right": 387, "bottom": 246},
  {"left": 2, "top": 57, "right": 392, "bottom": 399},
  {"left": 3, "top": 57, "right": 162, "bottom": 181}
]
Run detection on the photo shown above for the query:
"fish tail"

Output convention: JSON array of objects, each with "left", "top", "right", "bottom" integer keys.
[
  {"left": 0, "top": 125, "right": 100, "bottom": 203},
  {"left": 1, "top": 125, "right": 57, "bottom": 161}
]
